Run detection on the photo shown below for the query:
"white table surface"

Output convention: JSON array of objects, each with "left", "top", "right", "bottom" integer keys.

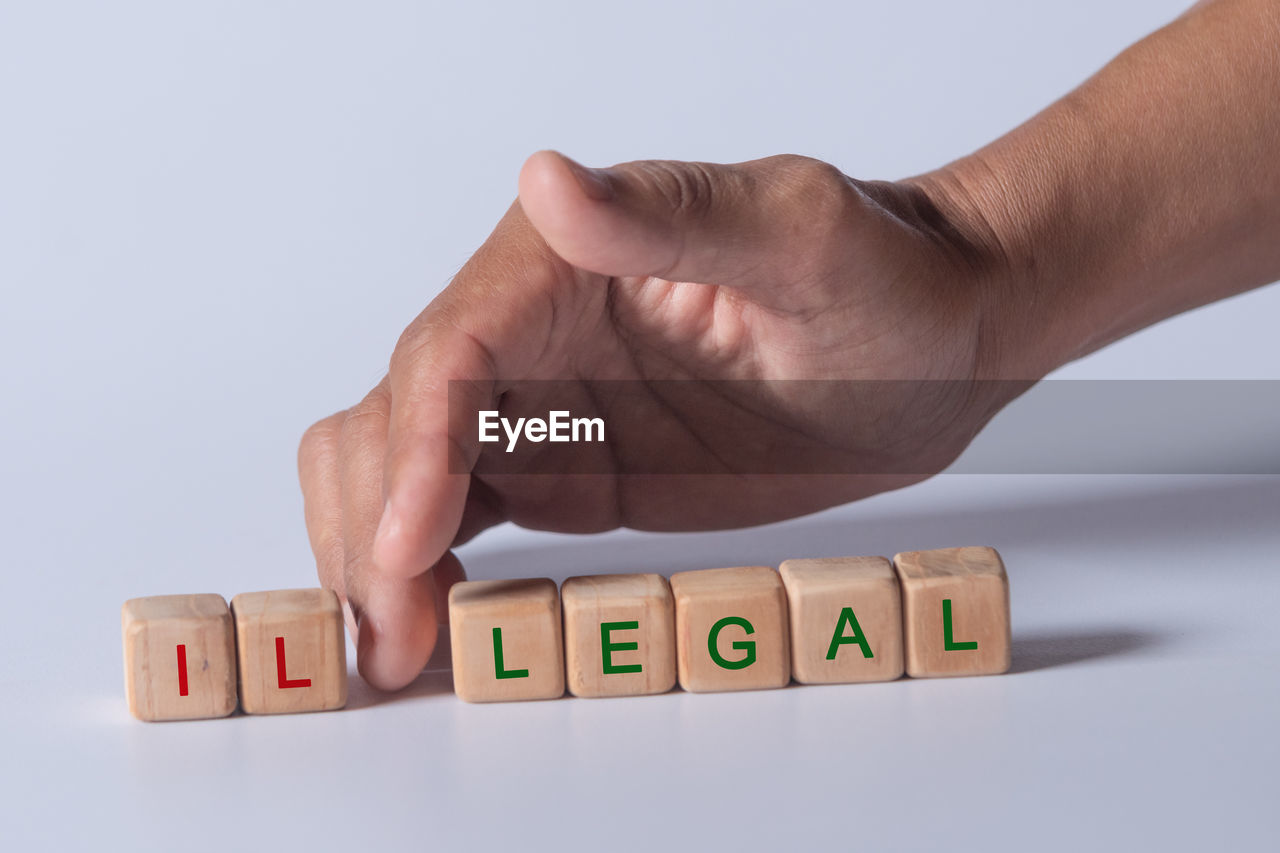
[{"left": 2, "top": 2, "right": 1277, "bottom": 850}]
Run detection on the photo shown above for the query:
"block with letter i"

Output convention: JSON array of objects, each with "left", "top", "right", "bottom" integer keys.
[
  {"left": 449, "top": 578, "right": 565, "bottom": 703},
  {"left": 122, "top": 594, "right": 238, "bottom": 721},
  {"left": 779, "top": 556, "right": 904, "bottom": 684},
  {"left": 230, "top": 589, "right": 347, "bottom": 714},
  {"left": 894, "top": 546, "right": 1011, "bottom": 677},
  {"left": 561, "top": 573, "right": 676, "bottom": 698},
  {"left": 670, "top": 566, "right": 791, "bottom": 693}
]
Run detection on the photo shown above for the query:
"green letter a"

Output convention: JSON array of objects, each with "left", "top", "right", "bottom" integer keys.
[{"left": 826, "top": 607, "right": 874, "bottom": 660}]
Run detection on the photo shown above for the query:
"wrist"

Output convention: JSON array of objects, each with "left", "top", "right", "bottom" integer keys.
[{"left": 901, "top": 154, "right": 1074, "bottom": 383}]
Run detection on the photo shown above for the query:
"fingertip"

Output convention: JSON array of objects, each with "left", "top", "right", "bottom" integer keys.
[
  {"left": 519, "top": 150, "right": 617, "bottom": 246},
  {"left": 354, "top": 577, "right": 441, "bottom": 692},
  {"left": 520, "top": 149, "right": 611, "bottom": 205}
]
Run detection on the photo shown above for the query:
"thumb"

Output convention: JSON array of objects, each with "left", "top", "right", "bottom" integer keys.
[{"left": 517, "top": 150, "right": 861, "bottom": 288}]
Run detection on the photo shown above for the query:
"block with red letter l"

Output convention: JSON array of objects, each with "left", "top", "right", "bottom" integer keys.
[
  {"left": 122, "top": 594, "right": 238, "bottom": 721},
  {"left": 230, "top": 589, "right": 347, "bottom": 714}
]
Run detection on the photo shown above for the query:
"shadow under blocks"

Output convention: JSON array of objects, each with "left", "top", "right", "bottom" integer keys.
[{"left": 122, "top": 546, "right": 1025, "bottom": 719}]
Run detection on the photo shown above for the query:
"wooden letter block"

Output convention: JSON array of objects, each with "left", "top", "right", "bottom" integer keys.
[
  {"left": 779, "top": 556, "right": 904, "bottom": 684},
  {"left": 561, "top": 573, "right": 676, "bottom": 698},
  {"left": 449, "top": 578, "right": 565, "bottom": 703},
  {"left": 894, "top": 546, "right": 1011, "bottom": 678},
  {"left": 231, "top": 589, "right": 347, "bottom": 714},
  {"left": 669, "top": 566, "right": 790, "bottom": 693},
  {"left": 122, "top": 594, "right": 237, "bottom": 721}
]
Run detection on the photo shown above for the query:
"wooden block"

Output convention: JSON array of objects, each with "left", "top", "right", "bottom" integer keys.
[
  {"left": 669, "top": 566, "right": 790, "bottom": 693},
  {"left": 230, "top": 588, "right": 347, "bottom": 714},
  {"left": 121, "top": 594, "right": 237, "bottom": 721},
  {"left": 449, "top": 578, "right": 565, "bottom": 703},
  {"left": 779, "top": 556, "right": 904, "bottom": 684},
  {"left": 894, "top": 546, "right": 1011, "bottom": 677},
  {"left": 561, "top": 573, "right": 676, "bottom": 698}
]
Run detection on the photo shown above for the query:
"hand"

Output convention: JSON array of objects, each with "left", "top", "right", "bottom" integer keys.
[
  {"left": 298, "top": 151, "right": 1017, "bottom": 690},
  {"left": 300, "top": 1, "right": 1280, "bottom": 692}
]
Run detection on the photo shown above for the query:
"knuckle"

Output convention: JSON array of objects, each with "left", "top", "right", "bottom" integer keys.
[
  {"left": 389, "top": 320, "right": 429, "bottom": 379},
  {"left": 762, "top": 155, "right": 863, "bottom": 266},
  {"left": 298, "top": 415, "right": 341, "bottom": 468},
  {"left": 339, "top": 399, "right": 388, "bottom": 441},
  {"left": 628, "top": 159, "right": 718, "bottom": 218},
  {"left": 338, "top": 383, "right": 392, "bottom": 443},
  {"left": 770, "top": 155, "right": 858, "bottom": 215}
]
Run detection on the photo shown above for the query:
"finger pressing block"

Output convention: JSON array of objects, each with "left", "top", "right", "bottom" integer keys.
[
  {"left": 893, "top": 546, "right": 1011, "bottom": 677},
  {"left": 449, "top": 578, "right": 565, "bottom": 702},
  {"left": 670, "top": 566, "right": 791, "bottom": 693},
  {"left": 561, "top": 573, "right": 676, "bottom": 698},
  {"left": 230, "top": 589, "right": 347, "bottom": 714},
  {"left": 122, "top": 594, "right": 238, "bottom": 721}
]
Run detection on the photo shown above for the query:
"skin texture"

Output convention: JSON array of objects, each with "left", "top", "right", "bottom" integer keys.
[{"left": 298, "top": 0, "right": 1280, "bottom": 690}]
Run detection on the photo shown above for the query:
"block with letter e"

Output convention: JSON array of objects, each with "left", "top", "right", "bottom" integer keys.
[
  {"left": 121, "top": 593, "right": 237, "bottom": 721},
  {"left": 449, "top": 578, "right": 565, "bottom": 702},
  {"left": 670, "top": 566, "right": 791, "bottom": 693},
  {"left": 562, "top": 573, "right": 676, "bottom": 698},
  {"left": 230, "top": 588, "right": 347, "bottom": 714},
  {"left": 894, "top": 546, "right": 1011, "bottom": 677}
]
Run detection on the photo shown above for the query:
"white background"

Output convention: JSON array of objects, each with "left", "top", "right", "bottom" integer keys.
[{"left": 1, "top": 1, "right": 1277, "bottom": 850}]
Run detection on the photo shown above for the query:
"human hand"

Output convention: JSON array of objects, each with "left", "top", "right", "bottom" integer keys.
[{"left": 297, "top": 150, "right": 1020, "bottom": 690}]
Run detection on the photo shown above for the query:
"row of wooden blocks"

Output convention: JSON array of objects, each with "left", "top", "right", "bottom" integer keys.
[{"left": 122, "top": 546, "right": 1010, "bottom": 720}]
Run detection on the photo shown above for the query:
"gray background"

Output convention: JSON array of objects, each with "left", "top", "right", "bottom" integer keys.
[{"left": 2, "top": 1, "right": 1277, "bottom": 850}]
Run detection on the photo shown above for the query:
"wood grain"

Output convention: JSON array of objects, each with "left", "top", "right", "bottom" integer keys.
[
  {"left": 449, "top": 578, "right": 565, "bottom": 703},
  {"left": 669, "top": 566, "right": 790, "bottom": 693},
  {"left": 562, "top": 573, "right": 676, "bottom": 698},
  {"left": 894, "top": 546, "right": 1011, "bottom": 677},
  {"left": 121, "top": 593, "right": 237, "bottom": 721},
  {"left": 780, "top": 556, "right": 904, "bottom": 684},
  {"left": 231, "top": 588, "right": 347, "bottom": 714}
]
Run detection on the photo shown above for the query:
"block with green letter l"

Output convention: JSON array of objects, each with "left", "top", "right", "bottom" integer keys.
[
  {"left": 448, "top": 578, "right": 565, "bottom": 702},
  {"left": 893, "top": 547, "right": 1011, "bottom": 678}
]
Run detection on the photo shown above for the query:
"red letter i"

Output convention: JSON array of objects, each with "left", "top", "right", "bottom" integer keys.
[
  {"left": 176, "top": 644, "right": 189, "bottom": 696},
  {"left": 275, "top": 636, "right": 312, "bottom": 689}
]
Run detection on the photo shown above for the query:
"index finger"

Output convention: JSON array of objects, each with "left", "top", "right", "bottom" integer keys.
[{"left": 372, "top": 202, "right": 586, "bottom": 579}]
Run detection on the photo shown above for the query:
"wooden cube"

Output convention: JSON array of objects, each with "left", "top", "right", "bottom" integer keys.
[
  {"left": 669, "top": 566, "right": 790, "bottom": 693},
  {"left": 779, "top": 556, "right": 904, "bottom": 684},
  {"left": 230, "top": 588, "right": 347, "bottom": 714},
  {"left": 121, "top": 594, "right": 237, "bottom": 721},
  {"left": 561, "top": 573, "right": 676, "bottom": 698},
  {"left": 894, "top": 546, "right": 1011, "bottom": 677},
  {"left": 449, "top": 578, "right": 564, "bottom": 703}
]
